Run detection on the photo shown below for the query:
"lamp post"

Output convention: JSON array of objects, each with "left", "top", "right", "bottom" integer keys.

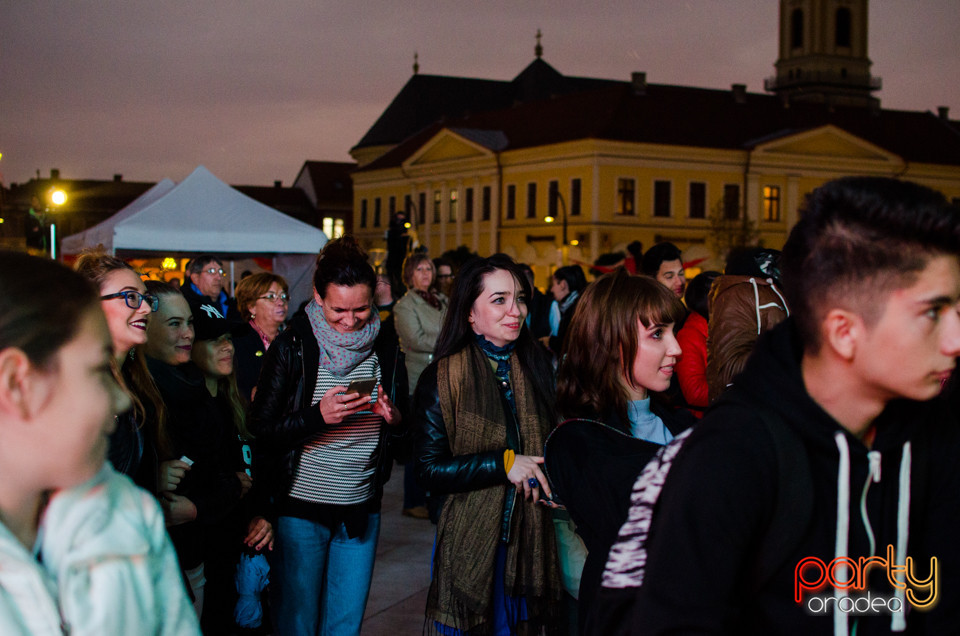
[
  {"left": 48, "top": 188, "right": 67, "bottom": 260},
  {"left": 545, "top": 182, "right": 569, "bottom": 264}
]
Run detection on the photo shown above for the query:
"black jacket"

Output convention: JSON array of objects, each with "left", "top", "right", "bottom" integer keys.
[
  {"left": 412, "top": 358, "right": 522, "bottom": 540},
  {"left": 248, "top": 313, "right": 401, "bottom": 507},
  {"left": 589, "top": 320, "right": 949, "bottom": 636},
  {"left": 232, "top": 324, "right": 267, "bottom": 401},
  {"left": 146, "top": 356, "right": 243, "bottom": 569},
  {"left": 180, "top": 281, "right": 241, "bottom": 322},
  {"left": 544, "top": 404, "right": 695, "bottom": 632}
]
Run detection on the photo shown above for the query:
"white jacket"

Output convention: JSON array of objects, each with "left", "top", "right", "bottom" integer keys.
[{"left": 0, "top": 465, "right": 200, "bottom": 635}]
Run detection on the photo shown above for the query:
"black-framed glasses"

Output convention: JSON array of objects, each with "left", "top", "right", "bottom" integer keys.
[
  {"left": 204, "top": 267, "right": 225, "bottom": 276},
  {"left": 258, "top": 292, "right": 289, "bottom": 303},
  {"left": 100, "top": 290, "right": 159, "bottom": 312}
]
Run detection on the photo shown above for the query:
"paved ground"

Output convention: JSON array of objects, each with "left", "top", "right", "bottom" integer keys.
[{"left": 361, "top": 464, "right": 435, "bottom": 635}]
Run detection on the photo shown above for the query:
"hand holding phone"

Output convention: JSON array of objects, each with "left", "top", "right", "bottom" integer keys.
[{"left": 346, "top": 377, "right": 378, "bottom": 399}]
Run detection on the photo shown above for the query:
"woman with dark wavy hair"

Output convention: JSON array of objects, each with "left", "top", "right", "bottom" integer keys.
[
  {"left": 250, "top": 235, "right": 401, "bottom": 635},
  {"left": 414, "top": 253, "right": 562, "bottom": 634},
  {"left": 544, "top": 268, "right": 695, "bottom": 630}
]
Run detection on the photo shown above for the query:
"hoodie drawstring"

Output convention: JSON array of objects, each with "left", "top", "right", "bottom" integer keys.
[
  {"left": 891, "top": 442, "right": 912, "bottom": 632},
  {"left": 833, "top": 434, "right": 913, "bottom": 635},
  {"left": 834, "top": 433, "right": 851, "bottom": 636}
]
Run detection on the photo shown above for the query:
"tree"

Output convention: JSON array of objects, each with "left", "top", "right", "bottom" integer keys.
[{"left": 707, "top": 198, "right": 758, "bottom": 264}]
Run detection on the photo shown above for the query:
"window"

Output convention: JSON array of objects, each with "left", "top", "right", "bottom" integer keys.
[
  {"left": 433, "top": 191, "right": 441, "bottom": 223},
  {"left": 723, "top": 184, "right": 740, "bottom": 220},
  {"left": 689, "top": 182, "right": 706, "bottom": 219},
  {"left": 360, "top": 199, "right": 368, "bottom": 229},
  {"left": 404, "top": 194, "right": 412, "bottom": 217},
  {"left": 373, "top": 198, "right": 382, "bottom": 227},
  {"left": 791, "top": 8, "right": 804, "bottom": 49},
  {"left": 322, "top": 217, "right": 344, "bottom": 239},
  {"left": 653, "top": 180, "right": 671, "bottom": 217},
  {"left": 835, "top": 8, "right": 851, "bottom": 47},
  {"left": 548, "top": 181, "right": 559, "bottom": 218},
  {"left": 449, "top": 189, "right": 458, "bottom": 223},
  {"left": 617, "top": 178, "right": 635, "bottom": 216},
  {"left": 389, "top": 196, "right": 396, "bottom": 216},
  {"left": 482, "top": 186, "right": 492, "bottom": 221},
  {"left": 465, "top": 188, "right": 474, "bottom": 222},
  {"left": 763, "top": 186, "right": 781, "bottom": 222},
  {"left": 526, "top": 183, "right": 537, "bottom": 219},
  {"left": 418, "top": 192, "right": 426, "bottom": 225},
  {"left": 506, "top": 185, "right": 516, "bottom": 220},
  {"left": 570, "top": 178, "right": 581, "bottom": 216}
]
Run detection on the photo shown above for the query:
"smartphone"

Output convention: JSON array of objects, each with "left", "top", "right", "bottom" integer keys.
[{"left": 345, "top": 377, "right": 378, "bottom": 399}]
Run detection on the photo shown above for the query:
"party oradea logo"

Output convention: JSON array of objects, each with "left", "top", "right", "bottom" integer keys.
[{"left": 794, "top": 545, "right": 938, "bottom": 615}]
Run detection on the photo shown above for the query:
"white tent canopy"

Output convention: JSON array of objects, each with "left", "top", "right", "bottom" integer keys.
[
  {"left": 62, "top": 165, "right": 328, "bottom": 309},
  {"left": 62, "top": 165, "right": 327, "bottom": 255}
]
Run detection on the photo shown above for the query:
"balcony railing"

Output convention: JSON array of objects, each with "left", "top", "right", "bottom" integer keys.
[{"left": 764, "top": 71, "right": 881, "bottom": 93}]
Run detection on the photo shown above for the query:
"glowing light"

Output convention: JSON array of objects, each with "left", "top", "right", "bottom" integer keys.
[
  {"left": 404, "top": 222, "right": 411, "bottom": 229},
  {"left": 161, "top": 257, "right": 177, "bottom": 270},
  {"left": 51, "top": 190, "right": 67, "bottom": 206},
  {"left": 569, "top": 239, "right": 579, "bottom": 246},
  {"left": 544, "top": 215, "right": 555, "bottom": 223}
]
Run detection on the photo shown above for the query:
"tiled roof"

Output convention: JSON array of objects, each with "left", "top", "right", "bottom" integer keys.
[
  {"left": 297, "top": 161, "right": 355, "bottom": 205},
  {"left": 357, "top": 81, "right": 960, "bottom": 171},
  {"left": 353, "top": 58, "right": 620, "bottom": 151}
]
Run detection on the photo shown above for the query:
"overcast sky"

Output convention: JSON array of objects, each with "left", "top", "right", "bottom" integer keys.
[{"left": 2, "top": 1, "right": 957, "bottom": 187}]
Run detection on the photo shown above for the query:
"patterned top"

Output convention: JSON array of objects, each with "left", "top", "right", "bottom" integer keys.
[{"left": 287, "top": 354, "right": 383, "bottom": 505}]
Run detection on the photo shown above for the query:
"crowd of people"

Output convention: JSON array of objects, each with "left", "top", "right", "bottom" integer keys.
[{"left": 1, "top": 175, "right": 959, "bottom": 636}]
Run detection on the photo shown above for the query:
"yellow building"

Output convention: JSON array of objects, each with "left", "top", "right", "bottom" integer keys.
[{"left": 350, "top": 2, "right": 960, "bottom": 282}]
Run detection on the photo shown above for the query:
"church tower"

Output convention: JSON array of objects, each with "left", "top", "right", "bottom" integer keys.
[{"left": 765, "top": 0, "right": 880, "bottom": 108}]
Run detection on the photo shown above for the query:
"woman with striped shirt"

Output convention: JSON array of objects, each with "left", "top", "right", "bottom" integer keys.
[{"left": 250, "top": 236, "right": 401, "bottom": 636}]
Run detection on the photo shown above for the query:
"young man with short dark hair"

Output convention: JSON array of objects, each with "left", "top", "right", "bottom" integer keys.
[
  {"left": 590, "top": 177, "right": 960, "bottom": 635},
  {"left": 641, "top": 242, "right": 686, "bottom": 298}
]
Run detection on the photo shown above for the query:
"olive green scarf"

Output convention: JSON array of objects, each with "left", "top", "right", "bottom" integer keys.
[{"left": 426, "top": 343, "right": 562, "bottom": 634}]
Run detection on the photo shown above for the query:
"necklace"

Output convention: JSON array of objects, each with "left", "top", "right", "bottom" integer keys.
[{"left": 249, "top": 319, "right": 275, "bottom": 350}]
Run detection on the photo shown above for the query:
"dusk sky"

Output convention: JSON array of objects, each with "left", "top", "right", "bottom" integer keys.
[{"left": 2, "top": 1, "right": 958, "bottom": 187}]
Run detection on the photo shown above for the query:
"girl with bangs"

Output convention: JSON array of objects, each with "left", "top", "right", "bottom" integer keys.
[{"left": 544, "top": 268, "right": 696, "bottom": 630}]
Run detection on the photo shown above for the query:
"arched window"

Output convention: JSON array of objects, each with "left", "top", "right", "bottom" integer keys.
[
  {"left": 791, "top": 9, "right": 804, "bottom": 49},
  {"left": 836, "top": 8, "right": 852, "bottom": 47}
]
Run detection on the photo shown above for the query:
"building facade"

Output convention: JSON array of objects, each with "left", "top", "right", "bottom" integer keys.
[{"left": 349, "top": 1, "right": 960, "bottom": 282}]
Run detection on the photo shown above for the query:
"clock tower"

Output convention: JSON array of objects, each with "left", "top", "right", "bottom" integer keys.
[{"left": 765, "top": 0, "right": 880, "bottom": 107}]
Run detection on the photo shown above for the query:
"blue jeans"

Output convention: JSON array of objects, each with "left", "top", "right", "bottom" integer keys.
[{"left": 274, "top": 513, "right": 381, "bottom": 636}]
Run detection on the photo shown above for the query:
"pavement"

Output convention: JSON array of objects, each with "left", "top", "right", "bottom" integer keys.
[{"left": 361, "top": 464, "right": 435, "bottom": 635}]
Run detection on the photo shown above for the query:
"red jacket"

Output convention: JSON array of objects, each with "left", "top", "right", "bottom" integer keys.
[{"left": 675, "top": 311, "right": 709, "bottom": 417}]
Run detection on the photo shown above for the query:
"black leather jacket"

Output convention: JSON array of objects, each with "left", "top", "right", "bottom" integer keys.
[
  {"left": 412, "top": 360, "right": 520, "bottom": 542},
  {"left": 249, "top": 313, "right": 401, "bottom": 505}
]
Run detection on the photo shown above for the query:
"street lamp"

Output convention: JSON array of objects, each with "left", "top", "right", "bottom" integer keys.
[
  {"left": 545, "top": 182, "right": 569, "bottom": 264},
  {"left": 48, "top": 188, "right": 67, "bottom": 260}
]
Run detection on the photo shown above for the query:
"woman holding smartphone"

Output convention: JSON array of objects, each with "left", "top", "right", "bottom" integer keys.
[{"left": 250, "top": 236, "right": 401, "bottom": 636}]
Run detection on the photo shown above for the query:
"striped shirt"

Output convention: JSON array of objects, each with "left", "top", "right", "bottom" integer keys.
[{"left": 288, "top": 354, "right": 383, "bottom": 505}]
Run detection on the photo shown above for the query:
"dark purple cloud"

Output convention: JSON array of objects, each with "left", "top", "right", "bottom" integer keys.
[{"left": 2, "top": 1, "right": 957, "bottom": 186}]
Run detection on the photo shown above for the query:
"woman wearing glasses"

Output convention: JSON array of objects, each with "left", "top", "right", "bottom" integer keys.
[
  {"left": 234, "top": 272, "right": 290, "bottom": 400},
  {"left": 75, "top": 249, "right": 165, "bottom": 488}
]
